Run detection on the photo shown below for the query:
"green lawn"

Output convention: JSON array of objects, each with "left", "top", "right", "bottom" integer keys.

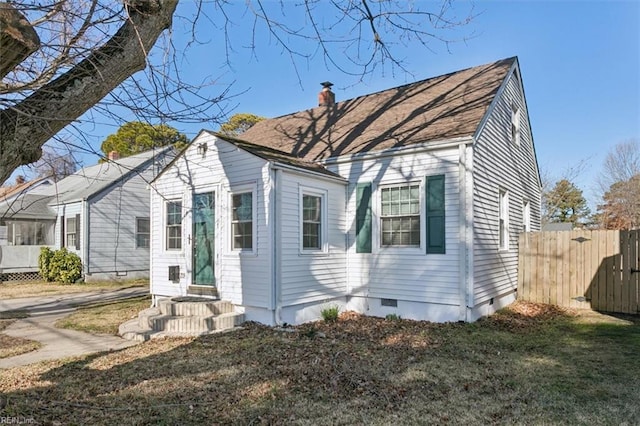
[
  {"left": 55, "top": 296, "right": 151, "bottom": 335},
  {"left": 0, "top": 280, "right": 148, "bottom": 299},
  {"left": 0, "top": 302, "right": 638, "bottom": 425}
]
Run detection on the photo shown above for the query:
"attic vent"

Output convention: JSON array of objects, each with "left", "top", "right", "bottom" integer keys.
[{"left": 168, "top": 266, "right": 180, "bottom": 283}]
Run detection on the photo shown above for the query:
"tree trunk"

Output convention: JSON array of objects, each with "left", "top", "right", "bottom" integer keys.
[
  {"left": 0, "top": 3, "right": 40, "bottom": 80},
  {"left": 0, "top": 0, "right": 179, "bottom": 185}
]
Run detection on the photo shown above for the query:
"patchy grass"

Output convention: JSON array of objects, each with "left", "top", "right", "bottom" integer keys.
[
  {"left": 0, "top": 311, "right": 42, "bottom": 359},
  {"left": 0, "top": 302, "right": 639, "bottom": 425},
  {"left": 55, "top": 296, "right": 152, "bottom": 335},
  {"left": 0, "top": 280, "right": 148, "bottom": 299}
]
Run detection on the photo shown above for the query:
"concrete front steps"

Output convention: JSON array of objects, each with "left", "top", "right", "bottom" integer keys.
[{"left": 119, "top": 297, "right": 244, "bottom": 342}]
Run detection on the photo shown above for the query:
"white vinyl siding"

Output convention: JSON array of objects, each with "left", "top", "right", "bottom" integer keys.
[
  {"left": 150, "top": 133, "right": 271, "bottom": 308},
  {"left": 278, "top": 173, "right": 346, "bottom": 306},
  {"left": 331, "top": 146, "right": 461, "bottom": 306},
  {"left": 472, "top": 68, "right": 542, "bottom": 305}
]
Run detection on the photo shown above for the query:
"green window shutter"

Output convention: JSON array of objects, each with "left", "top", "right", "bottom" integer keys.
[
  {"left": 426, "top": 175, "right": 445, "bottom": 254},
  {"left": 355, "top": 183, "right": 372, "bottom": 253}
]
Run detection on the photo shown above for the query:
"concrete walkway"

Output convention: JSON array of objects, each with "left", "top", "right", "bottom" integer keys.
[{"left": 0, "top": 287, "right": 148, "bottom": 369}]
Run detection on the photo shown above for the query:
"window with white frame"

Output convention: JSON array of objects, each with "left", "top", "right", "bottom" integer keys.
[
  {"left": 380, "top": 183, "right": 421, "bottom": 247},
  {"left": 511, "top": 104, "right": 521, "bottom": 145},
  {"left": 231, "top": 192, "right": 253, "bottom": 250},
  {"left": 66, "top": 216, "right": 77, "bottom": 248},
  {"left": 522, "top": 200, "right": 530, "bottom": 233},
  {"left": 166, "top": 201, "right": 182, "bottom": 250},
  {"left": 136, "top": 217, "right": 150, "bottom": 248},
  {"left": 302, "top": 194, "right": 322, "bottom": 250},
  {"left": 499, "top": 189, "right": 509, "bottom": 250}
]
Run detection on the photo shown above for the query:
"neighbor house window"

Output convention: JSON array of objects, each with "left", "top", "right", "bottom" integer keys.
[
  {"left": 231, "top": 192, "right": 253, "bottom": 250},
  {"left": 522, "top": 201, "right": 530, "bottom": 233},
  {"left": 66, "top": 216, "right": 77, "bottom": 249},
  {"left": 166, "top": 201, "right": 182, "bottom": 250},
  {"left": 136, "top": 217, "right": 150, "bottom": 248},
  {"left": 380, "top": 184, "right": 420, "bottom": 247},
  {"left": 511, "top": 104, "right": 521, "bottom": 145},
  {"left": 302, "top": 194, "right": 322, "bottom": 250},
  {"left": 499, "top": 189, "right": 509, "bottom": 250}
]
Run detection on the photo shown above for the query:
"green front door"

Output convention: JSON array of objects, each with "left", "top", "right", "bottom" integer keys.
[{"left": 192, "top": 192, "right": 215, "bottom": 286}]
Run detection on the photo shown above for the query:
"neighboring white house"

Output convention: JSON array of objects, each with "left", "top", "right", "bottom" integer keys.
[
  {"left": 150, "top": 57, "right": 541, "bottom": 324},
  {"left": 0, "top": 147, "right": 175, "bottom": 281},
  {"left": 0, "top": 177, "right": 57, "bottom": 275}
]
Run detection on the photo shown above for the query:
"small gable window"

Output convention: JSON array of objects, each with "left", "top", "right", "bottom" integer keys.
[{"left": 511, "top": 104, "right": 521, "bottom": 145}]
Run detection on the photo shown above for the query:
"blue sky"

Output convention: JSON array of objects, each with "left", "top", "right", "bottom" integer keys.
[{"left": 33, "top": 1, "right": 640, "bottom": 208}]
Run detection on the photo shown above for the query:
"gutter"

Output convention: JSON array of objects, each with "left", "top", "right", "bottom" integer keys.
[
  {"left": 322, "top": 136, "right": 474, "bottom": 165},
  {"left": 271, "top": 162, "right": 346, "bottom": 184}
]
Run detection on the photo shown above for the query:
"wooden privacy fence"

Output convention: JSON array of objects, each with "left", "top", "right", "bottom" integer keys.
[{"left": 518, "top": 230, "right": 640, "bottom": 314}]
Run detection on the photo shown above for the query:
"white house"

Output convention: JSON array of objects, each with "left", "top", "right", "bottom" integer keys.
[
  {"left": 149, "top": 57, "right": 541, "bottom": 325},
  {"left": 0, "top": 147, "right": 175, "bottom": 281}
]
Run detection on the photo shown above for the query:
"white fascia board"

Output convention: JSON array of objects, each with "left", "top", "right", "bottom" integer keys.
[
  {"left": 270, "top": 162, "right": 347, "bottom": 184},
  {"left": 322, "top": 136, "right": 474, "bottom": 165}
]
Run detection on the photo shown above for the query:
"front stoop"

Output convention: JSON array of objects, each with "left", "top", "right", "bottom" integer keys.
[{"left": 119, "top": 298, "right": 244, "bottom": 342}]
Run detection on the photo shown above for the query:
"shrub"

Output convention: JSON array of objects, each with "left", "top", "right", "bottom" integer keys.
[
  {"left": 385, "top": 313, "right": 401, "bottom": 321},
  {"left": 39, "top": 247, "right": 83, "bottom": 284},
  {"left": 321, "top": 306, "right": 340, "bottom": 323},
  {"left": 38, "top": 247, "right": 54, "bottom": 282}
]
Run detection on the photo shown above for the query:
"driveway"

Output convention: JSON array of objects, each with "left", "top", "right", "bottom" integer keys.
[{"left": 0, "top": 287, "right": 148, "bottom": 369}]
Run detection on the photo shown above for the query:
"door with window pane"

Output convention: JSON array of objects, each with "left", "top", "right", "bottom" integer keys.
[{"left": 192, "top": 192, "right": 215, "bottom": 286}]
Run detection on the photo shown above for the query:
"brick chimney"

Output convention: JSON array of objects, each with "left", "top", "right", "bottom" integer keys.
[
  {"left": 318, "top": 81, "right": 335, "bottom": 107},
  {"left": 108, "top": 151, "right": 120, "bottom": 161}
]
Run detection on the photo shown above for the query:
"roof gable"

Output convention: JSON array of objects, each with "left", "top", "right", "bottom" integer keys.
[
  {"left": 241, "top": 57, "right": 516, "bottom": 161},
  {"left": 48, "top": 146, "right": 174, "bottom": 205}
]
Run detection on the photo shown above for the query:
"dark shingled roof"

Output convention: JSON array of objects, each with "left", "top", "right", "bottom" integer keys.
[
  {"left": 240, "top": 57, "right": 516, "bottom": 161},
  {"left": 208, "top": 131, "right": 343, "bottom": 179}
]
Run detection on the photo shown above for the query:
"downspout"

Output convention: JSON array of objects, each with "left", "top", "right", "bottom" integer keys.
[
  {"left": 458, "top": 144, "right": 468, "bottom": 322},
  {"left": 466, "top": 145, "right": 475, "bottom": 321},
  {"left": 82, "top": 199, "right": 90, "bottom": 277},
  {"left": 271, "top": 167, "right": 283, "bottom": 325}
]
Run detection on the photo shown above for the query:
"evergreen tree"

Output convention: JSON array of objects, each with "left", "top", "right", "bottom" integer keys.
[
  {"left": 100, "top": 122, "right": 189, "bottom": 159},
  {"left": 219, "top": 113, "right": 265, "bottom": 137},
  {"left": 544, "top": 179, "right": 590, "bottom": 226}
]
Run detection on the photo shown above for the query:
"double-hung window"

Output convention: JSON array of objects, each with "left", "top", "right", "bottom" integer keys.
[
  {"left": 380, "top": 184, "right": 420, "bottom": 247},
  {"left": 499, "top": 189, "right": 509, "bottom": 250},
  {"left": 231, "top": 192, "right": 253, "bottom": 250},
  {"left": 302, "top": 194, "right": 322, "bottom": 250},
  {"left": 166, "top": 201, "right": 182, "bottom": 250},
  {"left": 66, "top": 216, "right": 78, "bottom": 249},
  {"left": 136, "top": 217, "right": 150, "bottom": 248}
]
